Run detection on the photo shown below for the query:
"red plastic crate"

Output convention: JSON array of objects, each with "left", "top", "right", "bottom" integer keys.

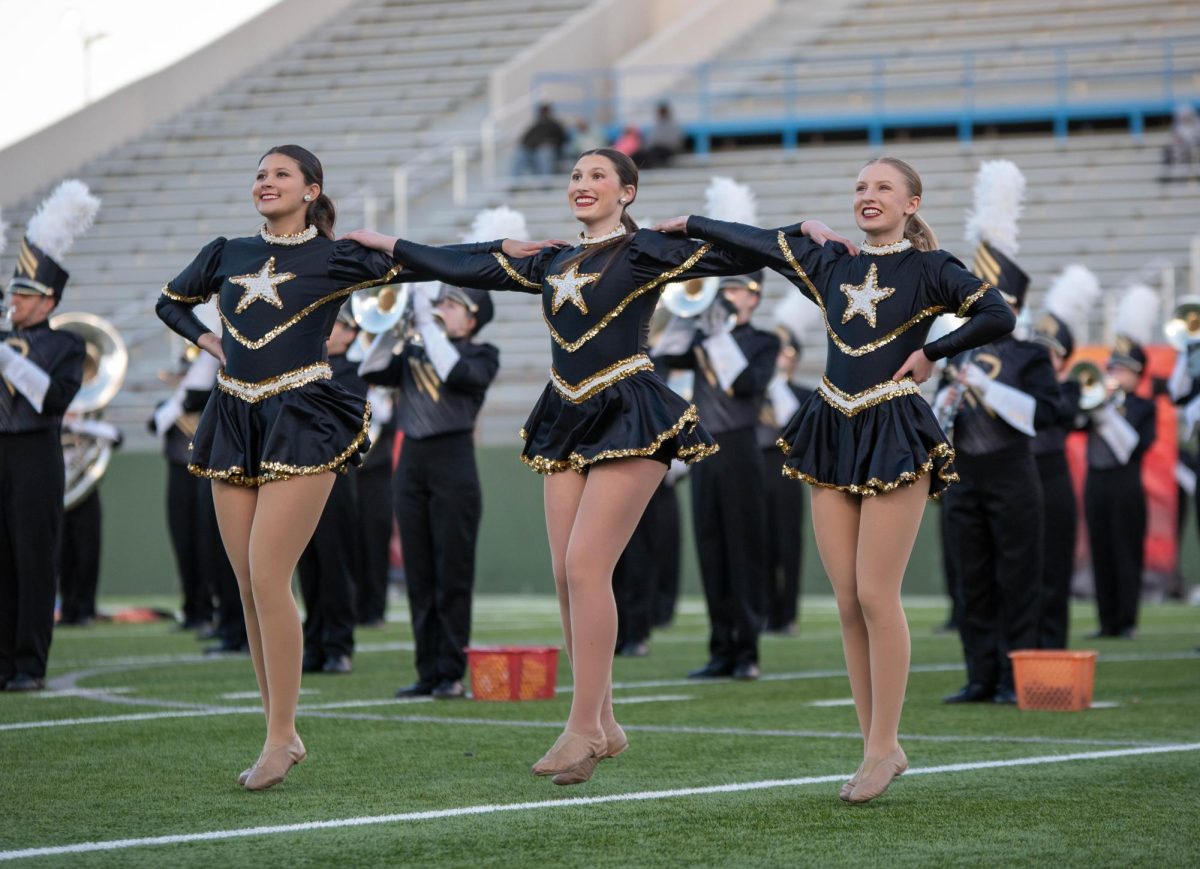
[
  {"left": 1008, "top": 650, "right": 1098, "bottom": 712},
  {"left": 466, "top": 646, "right": 559, "bottom": 701}
]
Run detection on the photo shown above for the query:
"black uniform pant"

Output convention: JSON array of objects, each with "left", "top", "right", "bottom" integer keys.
[
  {"left": 355, "top": 441, "right": 393, "bottom": 625},
  {"left": 0, "top": 430, "right": 65, "bottom": 681},
  {"left": 59, "top": 489, "right": 102, "bottom": 623},
  {"left": 613, "top": 499, "right": 656, "bottom": 649},
  {"left": 691, "top": 427, "right": 767, "bottom": 668},
  {"left": 650, "top": 481, "right": 681, "bottom": 628},
  {"left": 762, "top": 447, "right": 804, "bottom": 631},
  {"left": 1036, "top": 451, "right": 1077, "bottom": 648},
  {"left": 395, "top": 432, "right": 480, "bottom": 685},
  {"left": 939, "top": 499, "right": 964, "bottom": 629},
  {"left": 1085, "top": 463, "right": 1146, "bottom": 635},
  {"left": 167, "top": 462, "right": 214, "bottom": 626},
  {"left": 946, "top": 450, "right": 1043, "bottom": 692},
  {"left": 297, "top": 471, "right": 358, "bottom": 663}
]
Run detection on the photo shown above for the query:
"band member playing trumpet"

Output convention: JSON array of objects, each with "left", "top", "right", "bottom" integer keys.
[
  {"left": 359, "top": 282, "right": 499, "bottom": 699},
  {"left": 940, "top": 161, "right": 1060, "bottom": 706},
  {"left": 655, "top": 271, "right": 780, "bottom": 680},
  {"left": 1084, "top": 286, "right": 1159, "bottom": 639},
  {"left": 1029, "top": 265, "right": 1101, "bottom": 648},
  {"left": 0, "top": 181, "right": 96, "bottom": 691}
]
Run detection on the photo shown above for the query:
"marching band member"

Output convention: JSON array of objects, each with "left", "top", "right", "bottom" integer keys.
[
  {"left": 1029, "top": 265, "right": 1101, "bottom": 648},
  {"left": 940, "top": 161, "right": 1059, "bottom": 706},
  {"left": 1084, "top": 285, "right": 1159, "bottom": 639},
  {"left": 0, "top": 182, "right": 96, "bottom": 691},
  {"left": 655, "top": 155, "right": 1015, "bottom": 803}
]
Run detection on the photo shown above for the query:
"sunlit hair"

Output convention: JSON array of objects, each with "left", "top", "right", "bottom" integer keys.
[
  {"left": 862, "top": 156, "right": 938, "bottom": 251},
  {"left": 259, "top": 145, "right": 336, "bottom": 240}
]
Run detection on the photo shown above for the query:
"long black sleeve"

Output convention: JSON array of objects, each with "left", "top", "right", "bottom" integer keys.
[
  {"left": 921, "top": 254, "right": 1015, "bottom": 362},
  {"left": 389, "top": 238, "right": 548, "bottom": 294}
]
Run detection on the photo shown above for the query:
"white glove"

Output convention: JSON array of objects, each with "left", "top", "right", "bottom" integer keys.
[
  {"left": 0, "top": 342, "right": 51, "bottom": 413},
  {"left": 701, "top": 332, "right": 749, "bottom": 392},
  {"left": 412, "top": 286, "right": 436, "bottom": 329},
  {"left": 419, "top": 323, "right": 461, "bottom": 381},
  {"left": 652, "top": 315, "right": 695, "bottom": 358},
  {"left": 963, "top": 363, "right": 992, "bottom": 392},
  {"left": 1093, "top": 403, "right": 1138, "bottom": 464}
]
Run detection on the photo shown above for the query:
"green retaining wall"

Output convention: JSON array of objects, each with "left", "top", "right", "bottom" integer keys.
[{"left": 96, "top": 449, "right": 1200, "bottom": 600}]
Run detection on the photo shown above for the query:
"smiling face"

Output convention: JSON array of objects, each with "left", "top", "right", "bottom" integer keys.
[
  {"left": 252, "top": 153, "right": 318, "bottom": 224},
  {"left": 568, "top": 154, "right": 635, "bottom": 234},
  {"left": 853, "top": 162, "right": 920, "bottom": 242}
]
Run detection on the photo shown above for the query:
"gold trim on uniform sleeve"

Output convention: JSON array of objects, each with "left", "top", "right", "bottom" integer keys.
[
  {"left": 956, "top": 283, "right": 993, "bottom": 318},
  {"left": 545, "top": 243, "right": 712, "bottom": 352},
  {"left": 160, "top": 284, "right": 211, "bottom": 304},
  {"left": 494, "top": 253, "right": 541, "bottom": 289}
]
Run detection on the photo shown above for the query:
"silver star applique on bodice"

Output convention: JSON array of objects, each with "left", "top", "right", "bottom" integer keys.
[
  {"left": 839, "top": 263, "right": 895, "bottom": 328},
  {"left": 547, "top": 265, "right": 600, "bottom": 315},
  {"left": 230, "top": 256, "right": 296, "bottom": 314}
]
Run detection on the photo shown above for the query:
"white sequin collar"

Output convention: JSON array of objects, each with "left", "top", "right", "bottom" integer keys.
[
  {"left": 578, "top": 224, "right": 627, "bottom": 246},
  {"left": 260, "top": 224, "right": 318, "bottom": 246},
  {"left": 860, "top": 238, "right": 912, "bottom": 255}
]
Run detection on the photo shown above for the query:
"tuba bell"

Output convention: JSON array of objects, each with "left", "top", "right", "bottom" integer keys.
[
  {"left": 1068, "top": 359, "right": 1108, "bottom": 412},
  {"left": 1164, "top": 298, "right": 1200, "bottom": 351},
  {"left": 50, "top": 312, "right": 128, "bottom": 509},
  {"left": 660, "top": 276, "right": 721, "bottom": 319},
  {"left": 351, "top": 283, "right": 411, "bottom": 335}
]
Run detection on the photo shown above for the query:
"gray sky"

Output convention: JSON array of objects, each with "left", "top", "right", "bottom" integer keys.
[{"left": 0, "top": 0, "right": 282, "bottom": 150}]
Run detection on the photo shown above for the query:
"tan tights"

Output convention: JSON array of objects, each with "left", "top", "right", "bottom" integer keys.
[
  {"left": 810, "top": 482, "right": 927, "bottom": 762},
  {"left": 543, "top": 458, "right": 667, "bottom": 738},
  {"left": 212, "top": 474, "right": 336, "bottom": 755}
]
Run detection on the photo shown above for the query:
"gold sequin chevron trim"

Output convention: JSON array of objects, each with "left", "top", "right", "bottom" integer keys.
[
  {"left": 550, "top": 354, "right": 654, "bottom": 403},
  {"left": 545, "top": 243, "right": 713, "bottom": 352},
  {"left": 956, "top": 284, "right": 992, "bottom": 318},
  {"left": 494, "top": 253, "right": 541, "bottom": 289},
  {"left": 216, "top": 362, "right": 332, "bottom": 404},
  {"left": 777, "top": 441, "right": 957, "bottom": 501},
  {"left": 816, "top": 376, "right": 921, "bottom": 417},
  {"left": 188, "top": 403, "right": 372, "bottom": 487},
  {"left": 775, "top": 232, "right": 943, "bottom": 358},
  {"left": 220, "top": 265, "right": 404, "bottom": 350},
  {"left": 518, "top": 403, "right": 718, "bottom": 475},
  {"left": 160, "top": 284, "right": 210, "bottom": 304}
]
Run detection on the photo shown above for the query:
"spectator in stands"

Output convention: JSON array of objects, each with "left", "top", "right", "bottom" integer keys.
[
  {"left": 514, "top": 103, "right": 568, "bottom": 176},
  {"left": 636, "top": 102, "right": 686, "bottom": 169},
  {"left": 1162, "top": 102, "right": 1200, "bottom": 181},
  {"left": 611, "top": 125, "right": 643, "bottom": 159},
  {"left": 570, "top": 118, "right": 606, "bottom": 157}
]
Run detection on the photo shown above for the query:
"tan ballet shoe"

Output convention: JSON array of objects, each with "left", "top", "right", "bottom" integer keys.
[
  {"left": 531, "top": 730, "right": 606, "bottom": 778},
  {"left": 839, "top": 760, "right": 866, "bottom": 802},
  {"left": 846, "top": 747, "right": 908, "bottom": 804},
  {"left": 244, "top": 738, "right": 306, "bottom": 791},
  {"left": 551, "top": 723, "right": 628, "bottom": 786},
  {"left": 237, "top": 766, "right": 254, "bottom": 787}
]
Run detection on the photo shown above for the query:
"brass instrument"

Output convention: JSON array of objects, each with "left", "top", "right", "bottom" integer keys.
[
  {"left": 660, "top": 276, "right": 721, "bottom": 319},
  {"left": 50, "top": 312, "right": 128, "bottom": 509},
  {"left": 1068, "top": 359, "right": 1109, "bottom": 412},
  {"left": 1165, "top": 298, "right": 1200, "bottom": 351},
  {"left": 351, "top": 283, "right": 411, "bottom": 335}
]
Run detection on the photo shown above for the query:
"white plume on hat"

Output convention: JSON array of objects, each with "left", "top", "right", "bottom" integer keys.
[
  {"left": 964, "top": 160, "right": 1025, "bottom": 258},
  {"left": 704, "top": 177, "right": 758, "bottom": 225},
  {"left": 25, "top": 179, "right": 100, "bottom": 261},
  {"left": 772, "top": 287, "right": 821, "bottom": 348},
  {"left": 463, "top": 206, "right": 528, "bottom": 245},
  {"left": 1115, "top": 283, "right": 1160, "bottom": 346},
  {"left": 1044, "top": 264, "right": 1100, "bottom": 331}
]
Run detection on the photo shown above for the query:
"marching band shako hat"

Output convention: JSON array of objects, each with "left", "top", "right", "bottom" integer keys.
[
  {"left": 438, "top": 284, "right": 493, "bottom": 334},
  {"left": 9, "top": 239, "right": 69, "bottom": 302},
  {"left": 1108, "top": 333, "right": 1148, "bottom": 375},
  {"left": 972, "top": 240, "right": 1030, "bottom": 310},
  {"left": 1033, "top": 312, "right": 1074, "bottom": 358},
  {"left": 718, "top": 270, "right": 764, "bottom": 294},
  {"left": 774, "top": 324, "right": 803, "bottom": 362},
  {"left": 1107, "top": 283, "right": 1159, "bottom": 375}
]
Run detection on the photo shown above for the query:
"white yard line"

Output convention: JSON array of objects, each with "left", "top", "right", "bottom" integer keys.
[{"left": 1, "top": 743, "right": 1195, "bottom": 863}]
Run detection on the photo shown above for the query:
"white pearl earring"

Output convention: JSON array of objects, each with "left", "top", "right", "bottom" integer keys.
[{"left": 304, "top": 194, "right": 312, "bottom": 202}]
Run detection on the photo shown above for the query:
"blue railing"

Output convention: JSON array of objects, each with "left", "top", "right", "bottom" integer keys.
[{"left": 531, "top": 37, "right": 1200, "bottom": 152}]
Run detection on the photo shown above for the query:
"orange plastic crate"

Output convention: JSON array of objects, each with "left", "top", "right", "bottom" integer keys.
[
  {"left": 1008, "top": 650, "right": 1098, "bottom": 712},
  {"left": 466, "top": 646, "right": 559, "bottom": 701}
]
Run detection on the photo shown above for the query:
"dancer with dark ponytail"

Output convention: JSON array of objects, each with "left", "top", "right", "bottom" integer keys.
[
  {"left": 155, "top": 145, "right": 539, "bottom": 790},
  {"left": 345, "top": 148, "right": 852, "bottom": 785},
  {"left": 655, "top": 156, "right": 1016, "bottom": 803}
]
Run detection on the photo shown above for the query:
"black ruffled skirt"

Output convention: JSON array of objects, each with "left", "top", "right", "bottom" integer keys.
[
  {"left": 188, "top": 380, "right": 371, "bottom": 487},
  {"left": 778, "top": 391, "right": 957, "bottom": 500},
  {"left": 519, "top": 370, "right": 718, "bottom": 474}
]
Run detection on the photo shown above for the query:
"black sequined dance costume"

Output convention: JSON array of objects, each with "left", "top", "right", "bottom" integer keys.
[
  {"left": 685, "top": 218, "right": 1016, "bottom": 499},
  {"left": 155, "top": 229, "right": 487, "bottom": 486},
  {"left": 385, "top": 229, "right": 765, "bottom": 473}
]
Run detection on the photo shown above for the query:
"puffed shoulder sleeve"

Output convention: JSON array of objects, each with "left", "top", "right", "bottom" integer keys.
[
  {"left": 626, "top": 227, "right": 767, "bottom": 288},
  {"left": 920, "top": 251, "right": 1016, "bottom": 362},
  {"left": 155, "top": 237, "right": 226, "bottom": 345},
  {"left": 389, "top": 237, "right": 549, "bottom": 294},
  {"left": 687, "top": 217, "right": 843, "bottom": 304}
]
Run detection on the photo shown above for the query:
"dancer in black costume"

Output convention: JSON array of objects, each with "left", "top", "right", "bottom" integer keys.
[{"left": 655, "top": 156, "right": 1015, "bottom": 803}]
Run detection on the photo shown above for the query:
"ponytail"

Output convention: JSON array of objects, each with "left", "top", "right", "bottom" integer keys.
[{"left": 260, "top": 144, "right": 336, "bottom": 239}]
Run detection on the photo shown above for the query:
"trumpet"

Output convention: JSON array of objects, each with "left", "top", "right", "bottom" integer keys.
[
  {"left": 49, "top": 312, "right": 128, "bottom": 509},
  {"left": 1067, "top": 360, "right": 1110, "bottom": 412}
]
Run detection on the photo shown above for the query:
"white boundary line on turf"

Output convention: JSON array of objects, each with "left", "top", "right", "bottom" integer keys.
[{"left": 1, "top": 742, "right": 1195, "bottom": 862}]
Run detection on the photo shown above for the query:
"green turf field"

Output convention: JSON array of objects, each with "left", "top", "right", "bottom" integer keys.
[{"left": 1, "top": 596, "right": 1197, "bottom": 867}]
